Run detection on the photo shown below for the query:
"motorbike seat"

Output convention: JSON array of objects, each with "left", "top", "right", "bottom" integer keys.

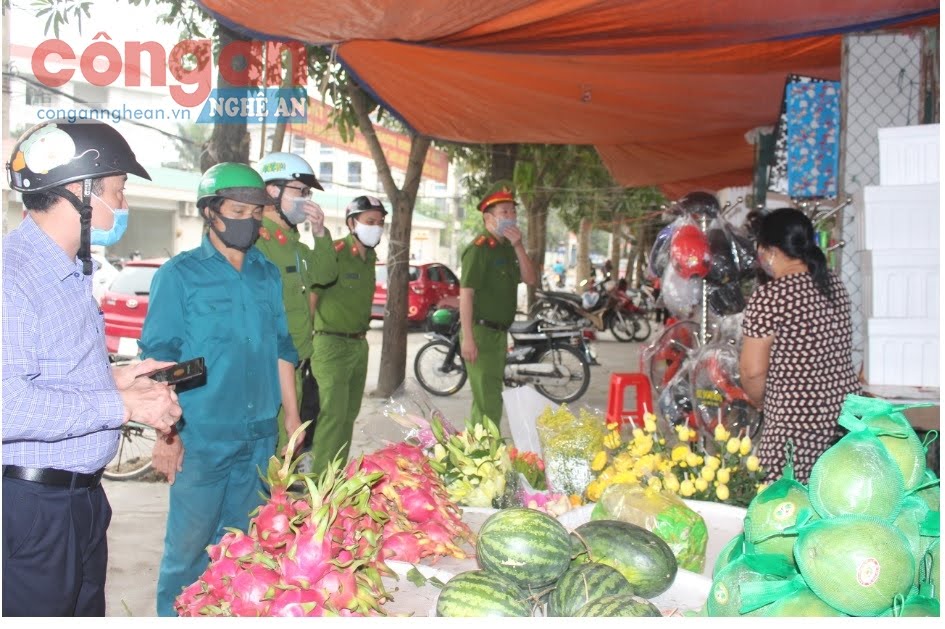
[
  {"left": 509, "top": 319, "right": 542, "bottom": 335},
  {"left": 539, "top": 290, "right": 582, "bottom": 304}
]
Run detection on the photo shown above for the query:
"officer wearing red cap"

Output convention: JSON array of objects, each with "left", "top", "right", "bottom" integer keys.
[{"left": 460, "top": 182, "right": 538, "bottom": 427}]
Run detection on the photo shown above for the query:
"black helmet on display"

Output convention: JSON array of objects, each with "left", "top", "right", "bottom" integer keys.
[
  {"left": 677, "top": 191, "right": 721, "bottom": 219},
  {"left": 345, "top": 195, "right": 388, "bottom": 221},
  {"left": 7, "top": 120, "right": 150, "bottom": 192},
  {"left": 6, "top": 120, "right": 150, "bottom": 275}
]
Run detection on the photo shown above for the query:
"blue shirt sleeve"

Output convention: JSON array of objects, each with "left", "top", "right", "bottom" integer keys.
[
  {"left": 139, "top": 263, "right": 186, "bottom": 363},
  {"left": 1, "top": 284, "right": 124, "bottom": 442}
]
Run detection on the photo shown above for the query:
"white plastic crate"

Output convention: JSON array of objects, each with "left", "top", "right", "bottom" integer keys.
[
  {"left": 861, "top": 249, "right": 939, "bottom": 319},
  {"left": 865, "top": 318, "right": 939, "bottom": 387},
  {"left": 856, "top": 184, "right": 939, "bottom": 250},
  {"left": 878, "top": 124, "right": 940, "bottom": 186}
]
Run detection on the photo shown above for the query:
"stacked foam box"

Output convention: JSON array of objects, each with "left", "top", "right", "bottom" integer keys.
[{"left": 857, "top": 124, "right": 939, "bottom": 387}]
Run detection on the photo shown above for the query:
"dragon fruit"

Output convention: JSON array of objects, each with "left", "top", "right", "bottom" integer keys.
[
  {"left": 174, "top": 423, "right": 394, "bottom": 617},
  {"left": 346, "top": 443, "right": 474, "bottom": 564}
]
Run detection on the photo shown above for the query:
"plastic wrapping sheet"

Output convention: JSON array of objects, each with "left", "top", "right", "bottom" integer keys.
[
  {"left": 641, "top": 320, "right": 701, "bottom": 393},
  {"left": 536, "top": 406, "right": 606, "bottom": 497},
  {"left": 661, "top": 262, "right": 702, "bottom": 319},
  {"left": 688, "top": 344, "right": 759, "bottom": 443}
]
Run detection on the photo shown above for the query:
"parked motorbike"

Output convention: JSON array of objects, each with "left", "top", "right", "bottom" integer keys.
[
  {"left": 413, "top": 308, "right": 594, "bottom": 403},
  {"left": 529, "top": 278, "right": 652, "bottom": 343}
]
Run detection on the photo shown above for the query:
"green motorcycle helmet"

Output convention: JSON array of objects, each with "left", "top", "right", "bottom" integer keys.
[
  {"left": 431, "top": 308, "right": 454, "bottom": 327},
  {"left": 197, "top": 162, "right": 277, "bottom": 209}
]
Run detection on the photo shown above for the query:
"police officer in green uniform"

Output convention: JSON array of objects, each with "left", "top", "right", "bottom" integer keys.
[
  {"left": 254, "top": 152, "right": 338, "bottom": 453},
  {"left": 460, "top": 183, "right": 538, "bottom": 427},
  {"left": 308, "top": 195, "right": 387, "bottom": 475}
]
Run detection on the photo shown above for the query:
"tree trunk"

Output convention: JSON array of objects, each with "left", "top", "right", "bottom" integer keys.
[
  {"left": 201, "top": 22, "right": 251, "bottom": 170},
  {"left": 268, "top": 64, "right": 295, "bottom": 153},
  {"left": 576, "top": 218, "right": 593, "bottom": 287},
  {"left": 489, "top": 144, "right": 518, "bottom": 183},
  {"left": 609, "top": 217, "right": 623, "bottom": 279},
  {"left": 523, "top": 191, "right": 552, "bottom": 308},
  {"left": 348, "top": 83, "right": 431, "bottom": 397}
]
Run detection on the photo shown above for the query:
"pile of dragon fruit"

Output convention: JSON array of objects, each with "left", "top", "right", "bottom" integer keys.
[{"left": 175, "top": 428, "right": 474, "bottom": 617}]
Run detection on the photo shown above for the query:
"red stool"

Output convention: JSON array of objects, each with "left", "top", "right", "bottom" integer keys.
[{"left": 606, "top": 373, "right": 654, "bottom": 427}]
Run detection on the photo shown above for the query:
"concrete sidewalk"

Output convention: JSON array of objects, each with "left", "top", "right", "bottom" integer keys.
[{"left": 102, "top": 328, "right": 647, "bottom": 616}]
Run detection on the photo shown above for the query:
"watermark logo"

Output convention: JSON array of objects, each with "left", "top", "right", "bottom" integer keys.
[
  {"left": 196, "top": 88, "right": 307, "bottom": 124},
  {"left": 32, "top": 32, "right": 308, "bottom": 111}
]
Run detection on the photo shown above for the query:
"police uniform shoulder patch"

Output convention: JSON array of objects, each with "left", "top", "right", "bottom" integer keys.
[
  {"left": 259, "top": 226, "right": 271, "bottom": 241},
  {"left": 474, "top": 235, "right": 487, "bottom": 247},
  {"left": 333, "top": 240, "right": 347, "bottom": 252}
]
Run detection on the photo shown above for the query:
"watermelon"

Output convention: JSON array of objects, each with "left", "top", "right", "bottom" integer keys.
[
  {"left": 794, "top": 514, "right": 915, "bottom": 616},
  {"left": 574, "top": 594, "right": 662, "bottom": 617},
  {"left": 435, "top": 570, "right": 533, "bottom": 617},
  {"left": 571, "top": 519, "right": 677, "bottom": 598},
  {"left": 547, "top": 562, "right": 634, "bottom": 617},
  {"left": 762, "top": 587, "right": 846, "bottom": 617},
  {"left": 476, "top": 508, "right": 572, "bottom": 590}
]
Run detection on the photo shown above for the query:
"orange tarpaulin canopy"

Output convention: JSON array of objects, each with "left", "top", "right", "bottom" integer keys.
[{"left": 200, "top": 0, "right": 939, "bottom": 193}]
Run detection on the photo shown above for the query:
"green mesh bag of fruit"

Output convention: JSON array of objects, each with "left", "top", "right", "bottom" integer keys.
[
  {"left": 807, "top": 410, "right": 906, "bottom": 520},
  {"left": 881, "top": 550, "right": 940, "bottom": 617},
  {"left": 893, "top": 494, "right": 940, "bottom": 587},
  {"left": 713, "top": 533, "right": 746, "bottom": 579},
  {"left": 841, "top": 394, "right": 935, "bottom": 491},
  {"left": 766, "top": 508, "right": 915, "bottom": 616},
  {"left": 706, "top": 545, "right": 797, "bottom": 617},
  {"left": 744, "top": 440, "right": 812, "bottom": 566},
  {"left": 591, "top": 483, "right": 709, "bottom": 573},
  {"left": 740, "top": 573, "right": 846, "bottom": 616},
  {"left": 915, "top": 467, "right": 940, "bottom": 513}
]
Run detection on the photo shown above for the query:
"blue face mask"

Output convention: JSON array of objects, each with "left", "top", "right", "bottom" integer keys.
[
  {"left": 495, "top": 218, "right": 518, "bottom": 238},
  {"left": 90, "top": 194, "right": 129, "bottom": 246}
]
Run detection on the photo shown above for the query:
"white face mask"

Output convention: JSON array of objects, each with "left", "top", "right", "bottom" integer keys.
[{"left": 354, "top": 221, "right": 384, "bottom": 248}]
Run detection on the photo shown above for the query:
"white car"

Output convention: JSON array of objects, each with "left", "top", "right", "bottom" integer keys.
[{"left": 91, "top": 252, "right": 120, "bottom": 305}]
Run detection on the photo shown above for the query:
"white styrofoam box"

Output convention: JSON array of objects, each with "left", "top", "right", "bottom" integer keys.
[
  {"left": 865, "top": 318, "right": 939, "bottom": 387},
  {"left": 856, "top": 184, "right": 939, "bottom": 250},
  {"left": 861, "top": 249, "right": 939, "bottom": 319},
  {"left": 879, "top": 124, "right": 940, "bottom": 186}
]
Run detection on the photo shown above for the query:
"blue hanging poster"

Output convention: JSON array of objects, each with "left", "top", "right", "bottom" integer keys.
[{"left": 786, "top": 81, "right": 841, "bottom": 198}]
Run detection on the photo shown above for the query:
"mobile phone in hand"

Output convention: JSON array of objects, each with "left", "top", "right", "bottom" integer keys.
[{"left": 145, "top": 357, "right": 206, "bottom": 386}]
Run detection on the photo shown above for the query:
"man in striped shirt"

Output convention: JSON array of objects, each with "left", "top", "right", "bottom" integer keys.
[{"left": 2, "top": 121, "right": 182, "bottom": 616}]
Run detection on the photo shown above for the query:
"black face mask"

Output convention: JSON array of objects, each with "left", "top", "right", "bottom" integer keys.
[{"left": 211, "top": 214, "right": 262, "bottom": 252}]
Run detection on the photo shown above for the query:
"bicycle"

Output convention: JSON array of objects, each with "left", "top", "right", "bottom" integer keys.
[{"left": 103, "top": 420, "right": 157, "bottom": 480}]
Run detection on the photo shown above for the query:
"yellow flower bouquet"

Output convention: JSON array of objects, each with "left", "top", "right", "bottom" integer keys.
[{"left": 586, "top": 413, "right": 767, "bottom": 508}]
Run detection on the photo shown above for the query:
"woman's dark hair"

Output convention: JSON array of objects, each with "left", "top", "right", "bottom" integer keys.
[{"left": 753, "top": 207, "right": 833, "bottom": 300}]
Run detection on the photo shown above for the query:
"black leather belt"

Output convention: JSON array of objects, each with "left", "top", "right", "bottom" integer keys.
[
  {"left": 2, "top": 465, "right": 104, "bottom": 489},
  {"left": 476, "top": 319, "right": 509, "bottom": 332},
  {"left": 315, "top": 330, "right": 367, "bottom": 340}
]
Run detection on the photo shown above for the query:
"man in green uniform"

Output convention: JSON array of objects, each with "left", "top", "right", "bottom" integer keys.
[
  {"left": 308, "top": 195, "right": 387, "bottom": 475},
  {"left": 254, "top": 152, "right": 338, "bottom": 454},
  {"left": 460, "top": 182, "right": 538, "bottom": 428}
]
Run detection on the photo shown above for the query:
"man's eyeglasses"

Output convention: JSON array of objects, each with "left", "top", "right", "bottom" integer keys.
[{"left": 283, "top": 184, "right": 312, "bottom": 199}]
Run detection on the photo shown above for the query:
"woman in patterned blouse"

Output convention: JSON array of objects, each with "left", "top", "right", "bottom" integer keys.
[{"left": 739, "top": 208, "right": 860, "bottom": 483}]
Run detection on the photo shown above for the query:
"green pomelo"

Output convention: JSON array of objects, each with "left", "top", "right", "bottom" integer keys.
[
  {"left": 744, "top": 478, "right": 811, "bottom": 566},
  {"left": 915, "top": 469, "right": 940, "bottom": 513},
  {"left": 713, "top": 533, "right": 745, "bottom": 579},
  {"left": 808, "top": 431, "right": 905, "bottom": 520},
  {"left": 707, "top": 556, "right": 786, "bottom": 617},
  {"left": 794, "top": 515, "right": 915, "bottom": 616},
  {"left": 571, "top": 519, "right": 678, "bottom": 598},
  {"left": 863, "top": 414, "right": 927, "bottom": 491},
  {"left": 435, "top": 570, "right": 532, "bottom": 617},
  {"left": 762, "top": 587, "right": 846, "bottom": 617},
  {"left": 547, "top": 562, "right": 634, "bottom": 617},
  {"left": 574, "top": 594, "right": 662, "bottom": 617}
]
